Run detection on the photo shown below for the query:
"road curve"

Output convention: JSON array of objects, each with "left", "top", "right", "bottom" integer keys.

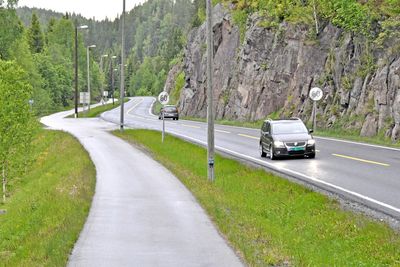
[
  {"left": 41, "top": 107, "right": 243, "bottom": 266},
  {"left": 102, "top": 97, "right": 400, "bottom": 220}
]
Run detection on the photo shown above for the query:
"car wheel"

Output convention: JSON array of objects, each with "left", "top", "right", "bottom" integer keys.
[
  {"left": 269, "top": 145, "right": 276, "bottom": 160},
  {"left": 259, "top": 143, "right": 266, "bottom": 157},
  {"left": 308, "top": 153, "right": 315, "bottom": 159}
]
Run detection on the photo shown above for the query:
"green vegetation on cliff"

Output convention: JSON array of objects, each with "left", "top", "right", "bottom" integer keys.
[{"left": 212, "top": 0, "right": 399, "bottom": 37}]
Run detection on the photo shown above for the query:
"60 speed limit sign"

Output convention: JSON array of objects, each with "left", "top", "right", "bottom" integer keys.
[
  {"left": 158, "top": 92, "right": 170, "bottom": 105},
  {"left": 309, "top": 87, "right": 323, "bottom": 101}
]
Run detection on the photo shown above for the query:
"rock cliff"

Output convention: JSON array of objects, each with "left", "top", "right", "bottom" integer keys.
[{"left": 168, "top": 4, "right": 400, "bottom": 141}]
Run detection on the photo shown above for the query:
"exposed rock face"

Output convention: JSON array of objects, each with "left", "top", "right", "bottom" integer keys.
[
  {"left": 167, "top": 4, "right": 400, "bottom": 139},
  {"left": 163, "top": 63, "right": 182, "bottom": 94}
]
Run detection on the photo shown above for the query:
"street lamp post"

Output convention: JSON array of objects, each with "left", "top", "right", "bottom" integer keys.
[
  {"left": 74, "top": 24, "right": 88, "bottom": 118},
  {"left": 120, "top": 0, "right": 126, "bottom": 131},
  {"left": 100, "top": 54, "right": 108, "bottom": 104},
  {"left": 110, "top": 56, "right": 117, "bottom": 105},
  {"left": 87, "top": 44, "right": 96, "bottom": 111}
]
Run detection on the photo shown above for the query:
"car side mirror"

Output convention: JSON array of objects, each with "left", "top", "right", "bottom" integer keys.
[{"left": 309, "top": 129, "right": 314, "bottom": 134}]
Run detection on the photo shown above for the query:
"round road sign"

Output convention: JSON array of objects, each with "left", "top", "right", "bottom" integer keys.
[
  {"left": 158, "top": 92, "right": 170, "bottom": 105},
  {"left": 309, "top": 87, "right": 323, "bottom": 101}
]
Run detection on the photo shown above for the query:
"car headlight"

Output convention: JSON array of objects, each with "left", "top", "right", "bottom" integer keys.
[
  {"left": 307, "top": 139, "right": 315, "bottom": 145},
  {"left": 274, "top": 141, "right": 285, "bottom": 148}
]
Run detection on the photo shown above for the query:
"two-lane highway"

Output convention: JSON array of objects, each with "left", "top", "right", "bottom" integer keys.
[{"left": 102, "top": 97, "right": 400, "bottom": 219}]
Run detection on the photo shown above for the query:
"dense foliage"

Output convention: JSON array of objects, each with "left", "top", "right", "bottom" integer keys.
[
  {"left": 213, "top": 0, "right": 400, "bottom": 37},
  {"left": 0, "top": 60, "right": 36, "bottom": 202},
  {"left": 18, "top": 0, "right": 194, "bottom": 97},
  {"left": 1, "top": 8, "right": 102, "bottom": 116},
  {"left": 0, "top": 2, "right": 102, "bottom": 201}
]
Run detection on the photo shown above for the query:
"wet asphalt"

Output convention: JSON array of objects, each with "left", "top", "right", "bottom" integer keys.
[
  {"left": 41, "top": 104, "right": 243, "bottom": 267},
  {"left": 102, "top": 97, "right": 400, "bottom": 220}
]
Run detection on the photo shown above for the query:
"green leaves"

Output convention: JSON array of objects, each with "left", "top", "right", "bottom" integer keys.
[
  {"left": 28, "top": 13, "right": 44, "bottom": 54},
  {"left": 0, "top": 59, "right": 36, "bottom": 201},
  {"left": 0, "top": 8, "right": 23, "bottom": 59}
]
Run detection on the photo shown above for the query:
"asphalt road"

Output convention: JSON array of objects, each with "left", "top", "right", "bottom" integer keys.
[
  {"left": 41, "top": 107, "right": 243, "bottom": 266},
  {"left": 102, "top": 97, "right": 400, "bottom": 219}
]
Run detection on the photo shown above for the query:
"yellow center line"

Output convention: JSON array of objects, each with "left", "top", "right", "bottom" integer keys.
[
  {"left": 181, "top": 124, "right": 201, "bottom": 129},
  {"left": 215, "top": 129, "right": 231, "bottom": 134},
  {"left": 238, "top": 134, "right": 259, "bottom": 140},
  {"left": 332, "top": 154, "right": 390, "bottom": 167}
]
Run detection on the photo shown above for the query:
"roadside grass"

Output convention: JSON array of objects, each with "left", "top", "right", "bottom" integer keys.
[
  {"left": 0, "top": 130, "right": 96, "bottom": 266},
  {"left": 66, "top": 98, "right": 129, "bottom": 118},
  {"left": 114, "top": 129, "right": 400, "bottom": 266},
  {"left": 183, "top": 116, "right": 400, "bottom": 148}
]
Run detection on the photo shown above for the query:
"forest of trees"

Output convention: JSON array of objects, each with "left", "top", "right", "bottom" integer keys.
[
  {"left": 17, "top": 0, "right": 194, "bottom": 98},
  {"left": 1, "top": 0, "right": 195, "bottom": 201},
  {"left": 0, "top": 0, "right": 104, "bottom": 201}
]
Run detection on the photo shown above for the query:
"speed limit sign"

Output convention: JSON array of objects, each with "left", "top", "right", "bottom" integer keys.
[
  {"left": 309, "top": 87, "right": 323, "bottom": 101},
  {"left": 158, "top": 92, "right": 170, "bottom": 105}
]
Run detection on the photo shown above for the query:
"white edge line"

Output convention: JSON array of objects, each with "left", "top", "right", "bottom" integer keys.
[
  {"left": 315, "top": 136, "right": 400, "bottom": 152},
  {"left": 125, "top": 97, "right": 400, "bottom": 214},
  {"left": 165, "top": 130, "right": 400, "bottom": 215},
  {"left": 148, "top": 97, "right": 156, "bottom": 116}
]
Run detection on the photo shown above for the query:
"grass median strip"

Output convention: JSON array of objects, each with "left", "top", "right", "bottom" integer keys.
[
  {"left": 0, "top": 130, "right": 96, "bottom": 266},
  {"left": 66, "top": 98, "right": 129, "bottom": 118},
  {"left": 114, "top": 129, "right": 400, "bottom": 266}
]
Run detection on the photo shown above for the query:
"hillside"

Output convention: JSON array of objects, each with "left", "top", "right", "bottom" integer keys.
[
  {"left": 17, "top": 0, "right": 194, "bottom": 98},
  {"left": 165, "top": 1, "right": 400, "bottom": 141}
]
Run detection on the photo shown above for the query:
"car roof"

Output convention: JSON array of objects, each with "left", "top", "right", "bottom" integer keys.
[{"left": 264, "top": 118, "right": 303, "bottom": 124}]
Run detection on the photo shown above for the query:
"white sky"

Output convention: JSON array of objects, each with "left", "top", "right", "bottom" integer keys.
[{"left": 18, "top": 0, "right": 146, "bottom": 20}]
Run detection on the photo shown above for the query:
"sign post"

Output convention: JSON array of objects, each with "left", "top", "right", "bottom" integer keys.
[
  {"left": 80, "top": 92, "right": 90, "bottom": 113},
  {"left": 102, "top": 91, "right": 109, "bottom": 105},
  {"left": 309, "top": 87, "right": 323, "bottom": 132},
  {"left": 28, "top": 99, "right": 34, "bottom": 111},
  {"left": 158, "top": 92, "right": 170, "bottom": 143}
]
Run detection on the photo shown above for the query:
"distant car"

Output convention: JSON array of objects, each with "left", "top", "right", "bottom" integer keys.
[
  {"left": 259, "top": 118, "right": 315, "bottom": 159},
  {"left": 159, "top": 105, "right": 179, "bottom": 120}
]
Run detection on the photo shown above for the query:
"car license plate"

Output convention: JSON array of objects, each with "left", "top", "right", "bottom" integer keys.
[{"left": 290, "top": 147, "right": 305, "bottom": 151}]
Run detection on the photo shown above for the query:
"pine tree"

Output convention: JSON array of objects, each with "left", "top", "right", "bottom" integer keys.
[{"left": 28, "top": 13, "right": 44, "bottom": 53}]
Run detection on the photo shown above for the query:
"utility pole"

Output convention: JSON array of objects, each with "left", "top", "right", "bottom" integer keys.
[
  {"left": 110, "top": 56, "right": 117, "bottom": 105},
  {"left": 206, "top": 0, "right": 215, "bottom": 182},
  {"left": 120, "top": 0, "right": 126, "bottom": 131},
  {"left": 74, "top": 24, "right": 88, "bottom": 118},
  {"left": 74, "top": 26, "right": 78, "bottom": 118},
  {"left": 87, "top": 45, "right": 96, "bottom": 111},
  {"left": 100, "top": 54, "right": 108, "bottom": 104}
]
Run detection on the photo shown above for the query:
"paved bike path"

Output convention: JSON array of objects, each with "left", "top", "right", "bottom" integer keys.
[{"left": 41, "top": 110, "right": 243, "bottom": 267}]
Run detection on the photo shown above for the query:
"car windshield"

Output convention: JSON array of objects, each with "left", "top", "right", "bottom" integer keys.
[
  {"left": 272, "top": 122, "right": 307, "bottom": 134},
  {"left": 164, "top": 107, "right": 177, "bottom": 112}
]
